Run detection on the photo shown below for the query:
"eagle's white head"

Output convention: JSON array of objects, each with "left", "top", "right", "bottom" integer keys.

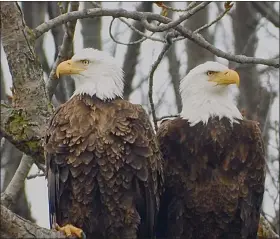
[
  {"left": 180, "top": 61, "right": 243, "bottom": 126},
  {"left": 56, "top": 48, "right": 124, "bottom": 100}
]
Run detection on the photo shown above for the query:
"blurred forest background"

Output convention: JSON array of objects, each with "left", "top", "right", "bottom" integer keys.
[{"left": 1, "top": 1, "right": 279, "bottom": 234}]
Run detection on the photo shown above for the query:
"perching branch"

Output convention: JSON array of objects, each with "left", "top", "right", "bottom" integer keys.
[
  {"left": 0, "top": 205, "right": 66, "bottom": 238},
  {"left": 1, "top": 155, "right": 34, "bottom": 208},
  {"left": 149, "top": 42, "right": 172, "bottom": 131},
  {"left": 32, "top": 7, "right": 279, "bottom": 68},
  {"left": 47, "top": 2, "right": 80, "bottom": 100}
]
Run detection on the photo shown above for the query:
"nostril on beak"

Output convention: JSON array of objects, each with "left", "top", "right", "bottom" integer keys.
[{"left": 225, "top": 71, "right": 229, "bottom": 75}]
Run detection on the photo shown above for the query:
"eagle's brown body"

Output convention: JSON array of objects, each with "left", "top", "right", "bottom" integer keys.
[
  {"left": 156, "top": 117, "right": 265, "bottom": 239},
  {"left": 45, "top": 94, "right": 163, "bottom": 239}
]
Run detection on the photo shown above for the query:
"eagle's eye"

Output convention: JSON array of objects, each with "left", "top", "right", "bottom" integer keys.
[
  {"left": 207, "top": 71, "right": 216, "bottom": 76},
  {"left": 81, "top": 60, "right": 90, "bottom": 65}
]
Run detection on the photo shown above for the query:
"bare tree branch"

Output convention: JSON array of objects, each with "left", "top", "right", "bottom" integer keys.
[
  {"left": 46, "top": 2, "right": 80, "bottom": 100},
  {"left": 1, "top": 155, "right": 34, "bottom": 208},
  {"left": 109, "top": 17, "right": 165, "bottom": 45},
  {"left": 141, "top": 2, "right": 210, "bottom": 32},
  {"left": 27, "top": 172, "right": 45, "bottom": 180},
  {"left": 251, "top": 2, "right": 280, "bottom": 28},
  {"left": 0, "top": 205, "right": 66, "bottom": 238},
  {"left": 194, "top": 2, "right": 233, "bottom": 34},
  {"left": 33, "top": 7, "right": 279, "bottom": 68},
  {"left": 149, "top": 42, "right": 172, "bottom": 131},
  {"left": 1, "top": 2, "right": 51, "bottom": 164},
  {"left": 22, "top": 2, "right": 50, "bottom": 74}
]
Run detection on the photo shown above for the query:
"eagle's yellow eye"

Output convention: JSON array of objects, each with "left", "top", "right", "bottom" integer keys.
[
  {"left": 81, "top": 60, "right": 90, "bottom": 65},
  {"left": 207, "top": 71, "right": 215, "bottom": 76}
]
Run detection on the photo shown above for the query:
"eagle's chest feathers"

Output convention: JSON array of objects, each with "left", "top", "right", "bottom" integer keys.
[
  {"left": 177, "top": 117, "right": 245, "bottom": 183},
  {"left": 70, "top": 95, "right": 117, "bottom": 134}
]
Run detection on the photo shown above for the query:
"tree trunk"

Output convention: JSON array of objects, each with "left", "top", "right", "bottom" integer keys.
[
  {"left": 122, "top": 2, "right": 153, "bottom": 100},
  {"left": 232, "top": 2, "right": 271, "bottom": 149},
  {"left": 80, "top": 2, "right": 102, "bottom": 49}
]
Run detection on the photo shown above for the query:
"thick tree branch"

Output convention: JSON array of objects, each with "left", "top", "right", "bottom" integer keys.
[
  {"left": 1, "top": 155, "right": 34, "bottom": 208},
  {"left": 33, "top": 7, "right": 279, "bottom": 68},
  {"left": 0, "top": 205, "right": 66, "bottom": 238},
  {"left": 0, "top": 104, "right": 44, "bottom": 163},
  {"left": 1, "top": 2, "right": 51, "bottom": 162}
]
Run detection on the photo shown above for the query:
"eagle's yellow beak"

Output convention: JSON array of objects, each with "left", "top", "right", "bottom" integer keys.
[
  {"left": 208, "top": 69, "right": 240, "bottom": 87},
  {"left": 56, "top": 60, "right": 85, "bottom": 78}
]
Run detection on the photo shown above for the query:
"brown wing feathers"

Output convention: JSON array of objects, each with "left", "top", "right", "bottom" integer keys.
[{"left": 45, "top": 95, "right": 163, "bottom": 239}]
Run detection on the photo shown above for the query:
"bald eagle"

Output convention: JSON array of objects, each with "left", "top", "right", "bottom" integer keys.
[
  {"left": 156, "top": 62, "right": 265, "bottom": 239},
  {"left": 44, "top": 48, "right": 163, "bottom": 239}
]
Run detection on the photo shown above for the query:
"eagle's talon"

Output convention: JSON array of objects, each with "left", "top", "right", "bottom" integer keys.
[{"left": 55, "top": 223, "right": 84, "bottom": 238}]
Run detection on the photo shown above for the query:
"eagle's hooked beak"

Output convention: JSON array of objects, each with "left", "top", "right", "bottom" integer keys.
[
  {"left": 56, "top": 60, "right": 85, "bottom": 78},
  {"left": 208, "top": 69, "right": 240, "bottom": 87}
]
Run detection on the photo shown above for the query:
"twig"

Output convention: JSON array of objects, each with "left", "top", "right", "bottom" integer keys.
[
  {"left": 109, "top": 17, "right": 164, "bottom": 46},
  {"left": 119, "top": 17, "right": 165, "bottom": 43},
  {"left": 46, "top": 2, "right": 80, "bottom": 100},
  {"left": 194, "top": 2, "right": 233, "bottom": 34},
  {"left": 1, "top": 155, "right": 34, "bottom": 208},
  {"left": 155, "top": 1, "right": 200, "bottom": 12},
  {"left": 149, "top": 42, "right": 172, "bottom": 131},
  {"left": 141, "top": 2, "right": 210, "bottom": 32},
  {"left": 32, "top": 7, "right": 280, "bottom": 68},
  {"left": 27, "top": 172, "right": 45, "bottom": 180}
]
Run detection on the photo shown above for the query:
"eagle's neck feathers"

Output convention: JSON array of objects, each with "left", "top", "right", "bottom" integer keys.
[
  {"left": 180, "top": 86, "right": 243, "bottom": 127},
  {"left": 72, "top": 64, "right": 124, "bottom": 101}
]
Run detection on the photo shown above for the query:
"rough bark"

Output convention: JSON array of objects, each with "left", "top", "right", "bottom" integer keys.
[
  {"left": 122, "top": 2, "right": 153, "bottom": 100},
  {"left": 80, "top": 2, "right": 102, "bottom": 49},
  {"left": 1, "top": 2, "right": 51, "bottom": 163},
  {"left": 0, "top": 205, "right": 65, "bottom": 239},
  {"left": 22, "top": 2, "right": 50, "bottom": 74},
  {"left": 185, "top": 2, "right": 214, "bottom": 73}
]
